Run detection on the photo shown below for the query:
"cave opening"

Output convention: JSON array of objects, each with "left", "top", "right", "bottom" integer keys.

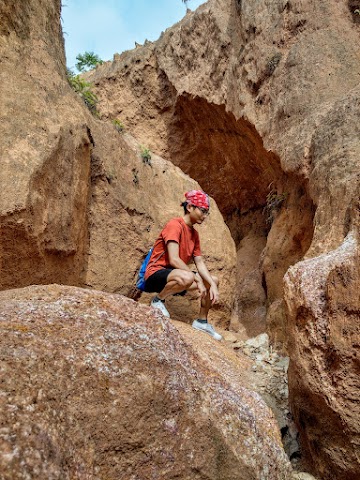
[{"left": 166, "top": 94, "right": 315, "bottom": 343}]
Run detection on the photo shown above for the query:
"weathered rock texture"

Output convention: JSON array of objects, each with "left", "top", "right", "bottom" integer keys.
[
  {"left": 0, "top": 0, "right": 91, "bottom": 288},
  {"left": 84, "top": 0, "right": 360, "bottom": 477},
  {"left": 0, "top": 284, "right": 292, "bottom": 480},
  {"left": 0, "top": 0, "right": 236, "bottom": 326},
  {"left": 284, "top": 230, "right": 360, "bottom": 480}
]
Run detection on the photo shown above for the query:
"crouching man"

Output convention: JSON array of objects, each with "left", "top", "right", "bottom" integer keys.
[{"left": 143, "top": 190, "right": 222, "bottom": 340}]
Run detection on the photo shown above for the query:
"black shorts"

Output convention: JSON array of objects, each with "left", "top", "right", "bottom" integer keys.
[{"left": 144, "top": 268, "right": 186, "bottom": 296}]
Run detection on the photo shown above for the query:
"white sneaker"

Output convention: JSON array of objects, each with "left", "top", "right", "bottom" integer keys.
[
  {"left": 151, "top": 297, "right": 170, "bottom": 318},
  {"left": 192, "top": 320, "right": 222, "bottom": 341}
]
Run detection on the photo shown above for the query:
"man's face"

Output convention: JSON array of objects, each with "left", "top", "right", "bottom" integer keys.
[{"left": 189, "top": 205, "right": 209, "bottom": 224}]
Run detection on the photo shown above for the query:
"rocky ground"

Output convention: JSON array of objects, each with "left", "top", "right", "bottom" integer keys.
[{"left": 222, "top": 331, "right": 317, "bottom": 480}]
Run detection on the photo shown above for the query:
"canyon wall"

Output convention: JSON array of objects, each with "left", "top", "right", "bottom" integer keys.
[
  {"left": 85, "top": 0, "right": 360, "bottom": 477},
  {"left": 0, "top": 0, "right": 236, "bottom": 326},
  {"left": 1, "top": 0, "right": 360, "bottom": 477}
]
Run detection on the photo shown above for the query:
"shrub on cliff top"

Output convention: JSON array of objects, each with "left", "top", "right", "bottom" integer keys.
[{"left": 75, "top": 51, "right": 104, "bottom": 72}]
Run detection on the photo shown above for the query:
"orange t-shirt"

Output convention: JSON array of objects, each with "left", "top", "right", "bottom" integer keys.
[{"left": 145, "top": 217, "right": 202, "bottom": 280}]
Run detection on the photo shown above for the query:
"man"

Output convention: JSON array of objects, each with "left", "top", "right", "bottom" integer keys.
[{"left": 143, "top": 190, "right": 222, "bottom": 341}]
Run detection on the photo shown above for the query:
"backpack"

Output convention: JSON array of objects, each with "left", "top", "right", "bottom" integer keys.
[{"left": 136, "top": 248, "right": 153, "bottom": 291}]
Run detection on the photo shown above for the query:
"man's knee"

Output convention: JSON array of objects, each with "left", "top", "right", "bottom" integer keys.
[{"left": 176, "top": 270, "right": 195, "bottom": 289}]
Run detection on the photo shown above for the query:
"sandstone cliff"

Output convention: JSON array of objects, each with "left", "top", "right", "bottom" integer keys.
[{"left": 84, "top": 0, "right": 360, "bottom": 478}]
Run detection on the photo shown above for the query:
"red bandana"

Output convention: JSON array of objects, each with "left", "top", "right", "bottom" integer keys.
[{"left": 185, "top": 190, "right": 210, "bottom": 210}]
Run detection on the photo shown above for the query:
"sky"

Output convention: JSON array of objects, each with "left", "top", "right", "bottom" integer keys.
[{"left": 62, "top": 0, "right": 207, "bottom": 70}]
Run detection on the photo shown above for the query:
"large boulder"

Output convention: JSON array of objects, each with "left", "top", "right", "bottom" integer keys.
[{"left": 0, "top": 284, "right": 292, "bottom": 480}]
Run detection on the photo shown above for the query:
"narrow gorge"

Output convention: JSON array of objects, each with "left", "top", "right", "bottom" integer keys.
[{"left": 0, "top": 0, "right": 359, "bottom": 479}]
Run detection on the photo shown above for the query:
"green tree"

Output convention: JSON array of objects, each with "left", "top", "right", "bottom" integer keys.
[{"left": 75, "top": 51, "right": 104, "bottom": 72}]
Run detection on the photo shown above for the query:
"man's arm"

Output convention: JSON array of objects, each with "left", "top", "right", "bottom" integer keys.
[
  {"left": 167, "top": 241, "right": 191, "bottom": 271},
  {"left": 194, "top": 256, "right": 219, "bottom": 304}
]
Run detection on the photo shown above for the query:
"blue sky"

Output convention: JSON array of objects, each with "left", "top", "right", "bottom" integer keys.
[{"left": 62, "top": 0, "right": 207, "bottom": 70}]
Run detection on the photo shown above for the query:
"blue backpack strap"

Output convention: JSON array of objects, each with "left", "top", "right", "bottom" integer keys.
[
  {"left": 136, "top": 248, "right": 166, "bottom": 291},
  {"left": 136, "top": 248, "right": 153, "bottom": 291}
]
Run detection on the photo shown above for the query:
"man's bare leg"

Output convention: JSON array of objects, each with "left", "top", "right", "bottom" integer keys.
[
  {"left": 187, "top": 276, "right": 219, "bottom": 320},
  {"left": 151, "top": 270, "right": 195, "bottom": 318},
  {"left": 198, "top": 289, "right": 212, "bottom": 320},
  {"left": 157, "top": 270, "right": 195, "bottom": 300},
  {"left": 191, "top": 276, "right": 222, "bottom": 340}
]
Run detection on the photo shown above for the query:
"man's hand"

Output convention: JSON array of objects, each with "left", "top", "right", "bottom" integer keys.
[
  {"left": 209, "top": 283, "right": 219, "bottom": 305},
  {"left": 196, "top": 280, "right": 208, "bottom": 299},
  {"left": 193, "top": 272, "right": 207, "bottom": 298}
]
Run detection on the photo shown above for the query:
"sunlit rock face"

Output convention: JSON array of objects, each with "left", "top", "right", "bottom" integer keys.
[
  {"left": 84, "top": 0, "right": 360, "bottom": 477},
  {"left": 0, "top": 284, "right": 292, "bottom": 480}
]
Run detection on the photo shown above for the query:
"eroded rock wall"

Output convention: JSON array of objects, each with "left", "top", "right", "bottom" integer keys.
[
  {"left": 0, "top": 0, "right": 236, "bottom": 325},
  {"left": 82, "top": 0, "right": 316, "bottom": 339},
  {"left": 0, "top": 0, "right": 92, "bottom": 288},
  {"left": 86, "top": 0, "right": 360, "bottom": 325}
]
